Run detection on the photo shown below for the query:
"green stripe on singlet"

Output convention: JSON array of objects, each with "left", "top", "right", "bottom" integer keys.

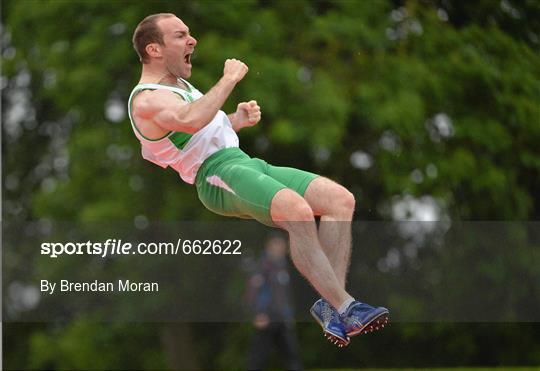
[{"left": 169, "top": 132, "right": 192, "bottom": 149}]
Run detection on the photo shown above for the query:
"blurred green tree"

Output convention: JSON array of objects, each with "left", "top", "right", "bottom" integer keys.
[{"left": 2, "top": 0, "right": 539, "bottom": 369}]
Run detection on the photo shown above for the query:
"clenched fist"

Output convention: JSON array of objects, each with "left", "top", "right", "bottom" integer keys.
[
  {"left": 223, "top": 59, "right": 248, "bottom": 83},
  {"left": 234, "top": 100, "right": 261, "bottom": 129}
]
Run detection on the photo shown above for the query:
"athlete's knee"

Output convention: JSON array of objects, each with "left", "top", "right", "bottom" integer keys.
[
  {"left": 288, "top": 200, "right": 315, "bottom": 221},
  {"left": 339, "top": 188, "right": 356, "bottom": 212},
  {"left": 328, "top": 185, "right": 355, "bottom": 216},
  {"left": 271, "top": 189, "right": 314, "bottom": 222}
]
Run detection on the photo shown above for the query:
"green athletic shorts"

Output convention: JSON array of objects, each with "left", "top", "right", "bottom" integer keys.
[{"left": 195, "top": 147, "right": 319, "bottom": 226}]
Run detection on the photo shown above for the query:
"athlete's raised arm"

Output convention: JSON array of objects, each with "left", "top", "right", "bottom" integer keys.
[{"left": 133, "top": 59, "right": 248, "bottom": 134}]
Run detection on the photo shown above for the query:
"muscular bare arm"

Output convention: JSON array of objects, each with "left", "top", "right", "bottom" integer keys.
[{"left": 132, "top": 59, "right": 248, "bottom": 134}]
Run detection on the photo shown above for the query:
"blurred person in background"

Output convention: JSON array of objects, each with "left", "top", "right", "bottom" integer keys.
[{"left": 244, "top": 234, "right": 303, "bottom": 370}]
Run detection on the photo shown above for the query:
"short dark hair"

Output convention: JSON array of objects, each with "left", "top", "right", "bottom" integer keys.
[{"left": 132, "top": 13, "right": 175, "bottom": 64}]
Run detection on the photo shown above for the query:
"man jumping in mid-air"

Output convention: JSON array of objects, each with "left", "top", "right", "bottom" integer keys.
[{"left": 128, "top": 13, "right": 389, "bottom": 347}]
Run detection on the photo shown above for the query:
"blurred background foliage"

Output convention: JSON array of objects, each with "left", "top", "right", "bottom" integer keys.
[{"left": 2, "top": 0, "right": 540, "bottom": 369}]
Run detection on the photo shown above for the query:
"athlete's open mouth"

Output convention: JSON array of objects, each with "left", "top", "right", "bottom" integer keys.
[{"left": 184, "top": 53, "right": 192, "bottom": 64}]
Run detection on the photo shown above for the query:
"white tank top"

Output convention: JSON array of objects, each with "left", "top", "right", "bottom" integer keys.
[{"left": 127, "top": 79, "right": 239, "bottom": 184}]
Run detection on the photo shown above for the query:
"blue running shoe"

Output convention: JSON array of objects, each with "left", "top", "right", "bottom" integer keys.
[
  {"left": 341, "top": 301, "right": 389, "bottom": 337},
  {"left": 310, "top": 299, "right": 350, "bottom": 347}
]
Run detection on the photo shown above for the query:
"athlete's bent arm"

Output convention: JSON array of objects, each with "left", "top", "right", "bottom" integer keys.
[{"left": 133, "top": 59, "right": 248, "bottom": 134}]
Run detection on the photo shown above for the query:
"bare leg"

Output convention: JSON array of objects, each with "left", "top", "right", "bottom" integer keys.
[
  {"left": 270, "top": 188, "right": 353, "bottom": 309},
  {"left": 304, "top": 177, "right": 355, "bottom": 289}
]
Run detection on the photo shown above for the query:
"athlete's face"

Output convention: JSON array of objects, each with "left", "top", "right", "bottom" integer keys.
[{"left": 157, "top": 17, "right": 197, "bottom": 79}]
